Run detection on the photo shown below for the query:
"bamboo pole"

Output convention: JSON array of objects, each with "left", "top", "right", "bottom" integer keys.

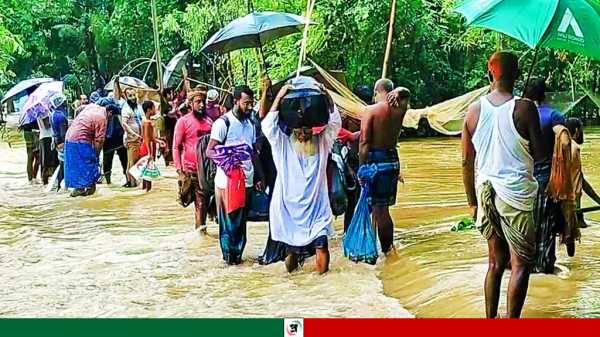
[
  {"left": 143, "top": 52, "right": 156, "bottom": 81},
  {"left": 523, "top": 47, "right": 540, "bottom": 97},
  {"left": 381, "top": 0, "right": 397, "bottom": 79},
  {"left": 296, "top": 0, "right": 316, "bottom": 78},
  {"left": 577, "top": 205, "right": 600, "bottom": 214},
  {"left": 151, "top": 0, "right": 164, "bottom": 92}
]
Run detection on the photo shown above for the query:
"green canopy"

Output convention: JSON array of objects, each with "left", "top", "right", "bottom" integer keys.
[
  {"left": 547, "top": 88, "right": 600, "bottom": 113},
  {"left": 455, "top": 0, "right": 600, "bottom": 60}
]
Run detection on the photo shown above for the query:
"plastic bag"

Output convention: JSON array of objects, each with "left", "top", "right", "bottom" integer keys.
[
  {"left": 140, "top": 158, "right": 161, "bottom": 181},
  {"left": 451, "top": 217, "right": 475, "bottom": 232},
  {"left": 223, "top": 167, "right": 246, "bottom": 214},
  {"left": 129, "top": 155, "right": 161, "bottom": 181},
  {"left": 343, "top": 175, "right": 378, "bottom": 265},
  {"left": 247, "top": 188, "right": 270, "bottom": 222}
]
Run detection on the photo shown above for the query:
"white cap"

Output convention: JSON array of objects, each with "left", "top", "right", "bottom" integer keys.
[{"left": 207, "top": 89, "right": 219, "bottom": 102}]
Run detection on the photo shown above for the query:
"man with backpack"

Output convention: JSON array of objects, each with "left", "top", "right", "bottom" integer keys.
[{"left": 206, "top": 85, "right": 265, "bottom": 265}]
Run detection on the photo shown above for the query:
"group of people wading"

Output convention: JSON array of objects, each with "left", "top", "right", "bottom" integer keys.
[
  {"left": 172, "top": 74, "right": 409, "bottom": 271},
  {"left": 17, "top": 50, "right": 600, "bottom": 318}
]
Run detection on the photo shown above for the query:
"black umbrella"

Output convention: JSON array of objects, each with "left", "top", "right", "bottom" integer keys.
[{"left": 201, "top": 11, "right": 315, "bottom": 69}]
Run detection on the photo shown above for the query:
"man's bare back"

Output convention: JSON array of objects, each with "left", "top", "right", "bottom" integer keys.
[{"left": 364, "top": 101, "right": 405, "bottom": 150}]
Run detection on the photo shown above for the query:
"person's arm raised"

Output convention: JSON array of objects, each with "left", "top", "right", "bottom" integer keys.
[
  {"left": 114, "top": 76, "right": 123, "bottom": 100},
  {"left": 258, "top": 73, "right": 273, "bottom": 120},
  {"left": 268, "top": 84, "right": 291, "bottom": 115},
  {"left": 182, "top": 67, "right": 191, "bottom": 93}
]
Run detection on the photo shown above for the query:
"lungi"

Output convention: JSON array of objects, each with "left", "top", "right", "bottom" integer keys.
[{"left": 64, "top": 141, "right": 100, "bottom": 189}]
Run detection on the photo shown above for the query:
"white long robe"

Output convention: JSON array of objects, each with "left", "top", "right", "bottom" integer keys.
[{"left": 262, "top": 107, "right": 342, "bottom": 247}]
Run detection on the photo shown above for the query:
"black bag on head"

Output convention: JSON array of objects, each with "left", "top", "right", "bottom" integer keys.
[{"left": 279, "top": 76, "right": 329, "bottom": 131}]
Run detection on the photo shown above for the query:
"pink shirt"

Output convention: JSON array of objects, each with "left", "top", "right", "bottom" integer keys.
[
  {"left": 66, "top": 104, "right": 107, "bottom": 147},
  {"left": 173, "top": 113, "right": 213, "bottom": 173}
]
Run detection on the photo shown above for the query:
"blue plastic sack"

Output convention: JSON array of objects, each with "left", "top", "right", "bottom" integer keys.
[{"left": 343, "top": 164, "right": 379, "bottom": 265}]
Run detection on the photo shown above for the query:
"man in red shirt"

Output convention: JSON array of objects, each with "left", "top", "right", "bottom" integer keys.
[{"left": 173, "top": 89, "right": 213, "bottom": 233}]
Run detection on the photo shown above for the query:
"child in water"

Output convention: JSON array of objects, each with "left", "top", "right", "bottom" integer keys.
[
  {"left": 141, "top": 101, "right": 158, "bottom": 192},
  {"left": 565, "top": 118, "right": 600, "bottom": 229}
]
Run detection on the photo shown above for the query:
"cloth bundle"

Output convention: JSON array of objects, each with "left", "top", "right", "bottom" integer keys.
[
  {"left": 212, "top": 143, "right": 253, "bottom": 214},
  {"left": 547, "top": 125, "right": 580, "bottom": 245}
]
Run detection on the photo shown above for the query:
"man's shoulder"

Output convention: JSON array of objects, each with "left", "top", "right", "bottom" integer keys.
[
  {"left": 514, "top": 98, "right": 537, "bottom": 117},
  {"left": 366, "top": 101, "right": 389, "bottom": 113},
  {"left": 211, "top": 115, "right": 227, "bottom": 129},
  {"left": 515, "top": 97, "right": 536, "bottom": 108}
]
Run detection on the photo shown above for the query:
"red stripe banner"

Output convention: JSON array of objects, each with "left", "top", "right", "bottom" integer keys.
[{"left": 302, "top": 318, "right": 600, "bottom": 337}]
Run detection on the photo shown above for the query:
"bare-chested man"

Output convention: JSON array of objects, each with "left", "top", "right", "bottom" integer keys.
[
  {"left": 359, "top": 79, "right": 410, "bottom": 254},
  {"left": 462, "top": 52, "right": 544, "bottom": 318}
]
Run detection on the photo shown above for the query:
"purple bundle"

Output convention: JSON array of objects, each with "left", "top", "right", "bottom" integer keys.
[{"left": 211, "top": 143, "right": 253, "bottom": 175}]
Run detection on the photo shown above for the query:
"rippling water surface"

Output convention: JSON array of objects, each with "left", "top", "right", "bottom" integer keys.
[{"left": 1, "top": 117, "right": 598, "bottom": 317}]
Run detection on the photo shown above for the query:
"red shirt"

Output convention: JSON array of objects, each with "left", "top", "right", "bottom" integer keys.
[{"left": 172, "top": 113, "right": 213, "bottom": 173}]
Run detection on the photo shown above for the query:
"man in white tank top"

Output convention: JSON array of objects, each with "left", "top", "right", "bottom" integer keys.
[{"left": 462, "top": 52, "right": 544, "bottom": 318}]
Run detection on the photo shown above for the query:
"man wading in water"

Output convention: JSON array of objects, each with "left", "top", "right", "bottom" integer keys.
[
  {"left": 359, "top": 79, "right": 410, "bottom": 254},
  {"left": 462, "top": 52, "right": 544, "bottom": 318}
]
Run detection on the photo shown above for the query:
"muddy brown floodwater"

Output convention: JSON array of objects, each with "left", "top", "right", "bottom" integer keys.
[{"left": 1, "top": 117, "right": 598, "bottom": 317}]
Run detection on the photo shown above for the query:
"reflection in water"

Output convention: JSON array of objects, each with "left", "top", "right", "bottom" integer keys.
[{"left": 1, "top": 120, "right": 599, "bottom": 317}]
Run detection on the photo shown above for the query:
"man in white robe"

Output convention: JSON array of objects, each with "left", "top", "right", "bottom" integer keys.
[{"left": 262, "top": 84, "right": 341, "bottom": 274}]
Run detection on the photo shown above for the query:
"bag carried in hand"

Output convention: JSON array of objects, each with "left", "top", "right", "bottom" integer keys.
[
  {"left": 129, "top": 155, "right": 161, "bottom": 181},
  {"left": 247, "top": 188, "right": 270, "bottom": 222},
  {"left": 223, "top": 167, "right": 246, "bottom": 214},
  {"left": 327, "top": 148, "right": 348, "bottom": 216},
  {"left": 140, "top": 158, "right": 161, "bottom": 181},
  {"left": 343, "top": 168, "right": 378, "bottom": 265},
  {"left": 177, "top": 173, "right": 194, "bottom": 208}
]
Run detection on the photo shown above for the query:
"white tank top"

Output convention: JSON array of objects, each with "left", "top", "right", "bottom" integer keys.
[{"left": 472, "top": 96, "right": 538, "bottom": 211}]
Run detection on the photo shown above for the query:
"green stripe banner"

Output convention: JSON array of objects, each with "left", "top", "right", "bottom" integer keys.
[{"left": 0, "top": 319, "right": 283, "bottom": 337}]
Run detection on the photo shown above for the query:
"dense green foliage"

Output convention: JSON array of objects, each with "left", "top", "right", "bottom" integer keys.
[{"left": 1, "top": 0, "right": 599, "bottom": 119}]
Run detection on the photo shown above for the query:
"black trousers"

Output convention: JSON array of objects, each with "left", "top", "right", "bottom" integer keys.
[
  {"left": 102, "top": 146, "right": 128, "bottom": 179},
  {"left": 56, "top": 161, "right": 64, "bottom": 188}
]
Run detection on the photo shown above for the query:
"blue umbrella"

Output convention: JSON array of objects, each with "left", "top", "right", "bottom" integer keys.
[
  {"left": 18, "top": 81, "right": 63, "bottom": 126},
  {"left": 1, "top": 78, "right": 54, "bottom": 104},
  {"left": 201, "top": 11, "right": 315, "bottom": 69}
]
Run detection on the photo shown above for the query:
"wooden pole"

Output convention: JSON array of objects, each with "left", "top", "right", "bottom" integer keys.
[
  {"left": 496, "top": 32, "right": 502, "bottom": 51},
  {"left": 381, "top": 0, "right": 397, "bottom": 79},
  {"left": 522, "top": 47, "right": 539, "bottom": 97},
  {"left": 297, "top": 0, "right": 316, "bottom": 78},
  {"left": 151, "top": 0, "right": 164, "bottom": 92},
  {"left": 143, "top": 52, "right": 156, "bottom": 81},
  {"left": 577, "top": 205, "right": 600, "bottom": 214}
]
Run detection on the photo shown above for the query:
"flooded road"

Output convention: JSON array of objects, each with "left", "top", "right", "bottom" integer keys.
[
  {"left": 1, "top": 119, "right": 599, "bottom": 318},
  {"left": 0, "top": 120, "right": 406, "bottom": 318}
]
